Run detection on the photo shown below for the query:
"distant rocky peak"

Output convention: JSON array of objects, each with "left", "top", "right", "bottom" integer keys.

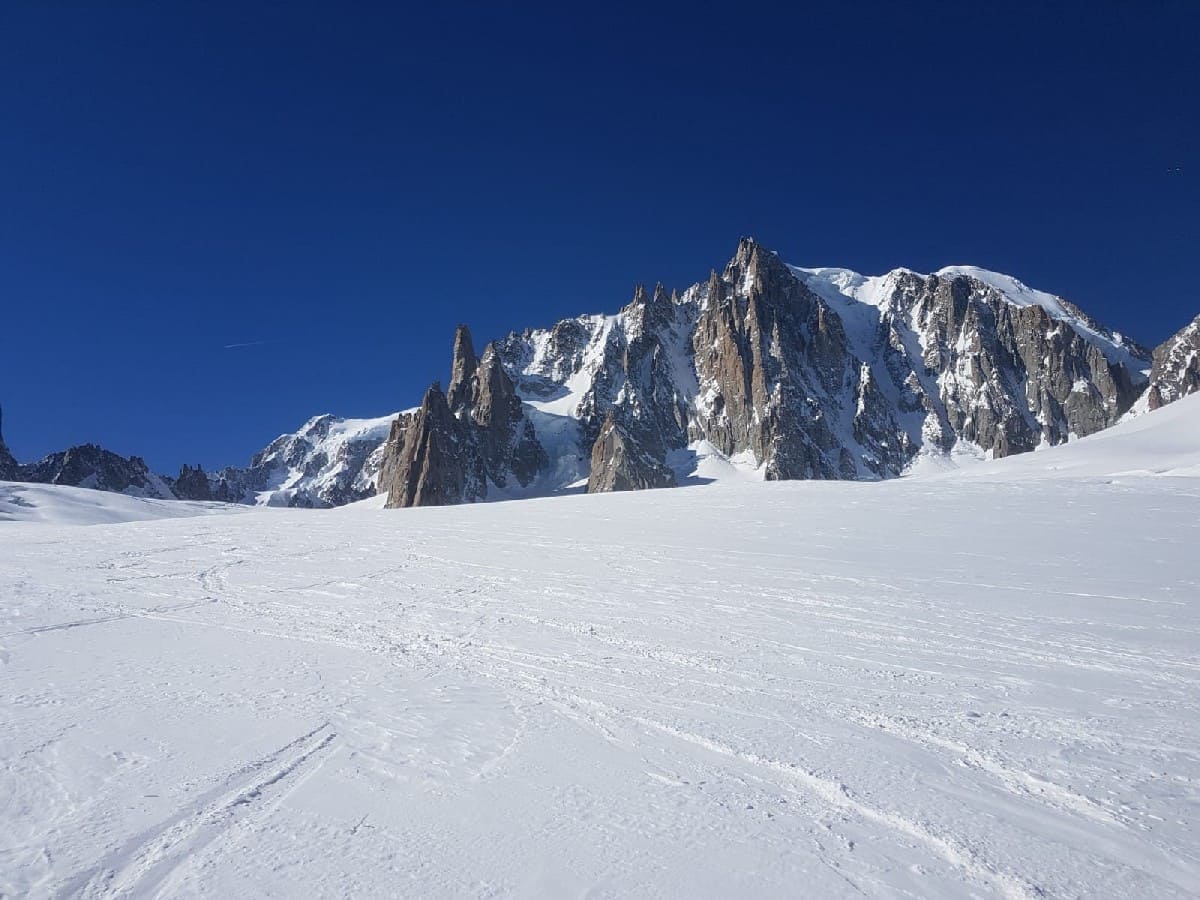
[
  {"left": 620, "top": 282, "right": 678, "bottom": 337},
  {"left": 1147, "top": 314, "right": 1200, "bottom": 410},
  {"left": 722, "top": 236, "right": 797, "bottom": 301}
]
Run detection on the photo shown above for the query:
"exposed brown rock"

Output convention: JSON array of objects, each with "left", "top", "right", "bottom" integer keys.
[
  {"left": 383, "top": 383, "right": 468, "bottom": 508},
  {"left": 447, "top": 324, "right": 479, "bottom": 409},
  {"left": 587, "top": 412, "right": 676, "bottom": 493},
  {"left": 378, "top": 333, "right": 546, "bottom": 508}
]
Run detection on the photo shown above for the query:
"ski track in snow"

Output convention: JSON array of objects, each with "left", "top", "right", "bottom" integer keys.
[
  {"left": 2, "top": 450, "right": 1200, "bottom": 896},
  {"left": 63, "top": 723, "right": 338, "bottom": 900}
]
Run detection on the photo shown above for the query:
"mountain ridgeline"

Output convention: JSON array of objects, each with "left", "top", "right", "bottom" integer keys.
[
  {"left": 5, "top": 239, "right": 1199, "bottom": 508},
  {"left": 376, "top": 237, "right": 1159, "bottom": 507}
]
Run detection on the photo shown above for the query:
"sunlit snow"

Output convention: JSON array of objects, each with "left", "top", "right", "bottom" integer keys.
[{"left": 2, "top": 396, "right": 1198, "bottom": 897}]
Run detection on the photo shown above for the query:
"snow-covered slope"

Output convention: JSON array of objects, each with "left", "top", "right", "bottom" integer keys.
[
  {"left": 3, "top": 398, "right": 1198, "bottom": 897},
  {"left": 0, "top": 481, "right": 240, "bottom": 526},
  {"left": 206, "top": 411, "right": 405, "bottom": 507},
  {"left": 956, "top": 389, "right": 1200, "bottom": 479}
]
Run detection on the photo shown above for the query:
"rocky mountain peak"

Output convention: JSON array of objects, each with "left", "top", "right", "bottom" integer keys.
[
  {"left": 13, "top": 239, "right": 1191, "bottom": 513},
  {"left": 447, "top": 324, "right": 479, "bottom": 408},
  {"left": 1147, "top": 314, "right": 1200, "bottom": 410},
  {"left": 173, "top": 464, "right": 213, "bottom": 501},
  {"left": 378, "top": 332, "right": 547, "bottom": 508},
  {"left": 18, "top": 444, "right": 175, "bottom": 499}
]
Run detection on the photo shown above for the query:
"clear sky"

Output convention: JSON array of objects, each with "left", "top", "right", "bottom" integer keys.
[{"left": 2, "top": 2, "right": 1196, "bottom": 473}]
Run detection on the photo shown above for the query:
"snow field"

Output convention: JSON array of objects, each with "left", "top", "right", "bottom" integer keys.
[{"left": 2, "top": 398, "right": 1199, "bottom": 897}]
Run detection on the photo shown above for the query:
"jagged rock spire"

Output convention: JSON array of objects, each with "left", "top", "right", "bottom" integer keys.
[
  {"left": 378, "top": 327, "right": 546, "bottom": 508},
  {"left": 447, "top": 324, "right": 479, "bottom": 409},
  {"left": 383, "top": 382, "right": 466, "bottom": 508},
  {"left": 173, "top": 464, "right": 213, "bottom": 501}
]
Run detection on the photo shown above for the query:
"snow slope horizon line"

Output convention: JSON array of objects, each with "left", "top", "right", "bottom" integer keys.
[{"left": 5, "top": 370, "right": 1199, "bottom": 526}]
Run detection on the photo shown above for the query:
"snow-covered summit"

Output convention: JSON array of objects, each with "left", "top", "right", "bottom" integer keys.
[
  {"left": 798, "top": 263, "right": 1147, "bottom": 370},
  {"left": 204, "top": 410, "right": 408, "bottom": 508}
]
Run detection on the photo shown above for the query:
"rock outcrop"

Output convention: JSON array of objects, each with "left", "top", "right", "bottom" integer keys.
[
  {"left": 690, "top": 239, "right": 899, "bottom": 480},
  {"left": 808, "top": 264, "right": 1150, "bottom": 463},
  {"left": 378, "top": 326, "right": 546, "bottom": 507},
  {"left": 1147, "top": 314, "right": 1200, "bottom": 410},
  {"left": 171, "top": 464, "right": 214, "bottom": 501},
  {"left": 587, "top": 412, "right": 677, "bottom": 492},
  {"left": 0, "top": 405, "right": 18, "bottom": 481},
  {"left": 18, "top": 444, "right": 175, "bottom": 498}
]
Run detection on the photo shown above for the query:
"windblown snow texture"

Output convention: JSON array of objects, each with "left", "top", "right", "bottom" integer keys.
[{"left": 2, "top": 395, "right": 1199, "bottom": 897}]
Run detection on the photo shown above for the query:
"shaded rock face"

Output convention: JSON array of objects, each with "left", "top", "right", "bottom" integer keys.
[
  {"left": 381, "top": 384, "right": 467, "bottom": 507},
  {"left": 0, "top": 403, "right": 175, "bottom": 498},
  {"left": 171, "top": 464, "right": 213, "bottom": 501},
  {"left": 1147, "top": 314, "right": 1200, "bottom": 410},
  {"left": 378, "top": 326, "right": 547, "bottom": 508},
  {"left": 588, "top": 413, "right": 676, "bottom": 492},
  {"left": 0, "top": 406, "right": 18, "bottom": 481},
  {"left": 18, "top": 444, "right": 175, "bottom": 498}
]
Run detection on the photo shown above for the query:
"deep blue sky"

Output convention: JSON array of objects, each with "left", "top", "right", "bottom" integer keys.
[{"left": 2, "top": 2, "right": 1196, "bottom": 472}]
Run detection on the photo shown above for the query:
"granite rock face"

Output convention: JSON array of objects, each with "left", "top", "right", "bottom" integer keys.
[
  {"left": 376, "top": 238, "right": 1159, "bottom": 508},
  {"left": 1147, "top": 314, "right": 1200, "bottom": 410},
  {"left": 378, "top": 326, "right": 546, "bottom": 507},
  {"left": 481, "top": 238, "right": 1153, "bottom": 498},
  {"left": 587, "top": 412, "right": 677, "bottom": 493},
  {"left": 805, "top": 264, "right": 1151, "bottom": 464},
  {"left": 690, "top": 240, "right": 903, "bottom": 480}
]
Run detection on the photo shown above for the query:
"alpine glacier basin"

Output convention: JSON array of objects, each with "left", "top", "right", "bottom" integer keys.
[{"left": 2, "top": 397, "right": 1199, "bottom": 898}]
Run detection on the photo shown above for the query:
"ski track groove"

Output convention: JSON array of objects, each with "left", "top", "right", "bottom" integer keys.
[{"left": 60, "top": 723, "right": 336, "bottom": 900}]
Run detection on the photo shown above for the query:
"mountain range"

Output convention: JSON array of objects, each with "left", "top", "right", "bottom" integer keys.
[{"left": 4, "top": 238, "right": 1198, "bottom": 508}]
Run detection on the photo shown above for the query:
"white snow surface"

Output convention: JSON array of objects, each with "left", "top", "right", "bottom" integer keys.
[
  {"left": 3, "top": 400, "right": 1200, "bottom": 898},
  {"left": 961, "top": 390, "right": 1200, "bottom": 480},
  {"left": 0, "top": 482, "right": 241, "bottom": 526}
]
